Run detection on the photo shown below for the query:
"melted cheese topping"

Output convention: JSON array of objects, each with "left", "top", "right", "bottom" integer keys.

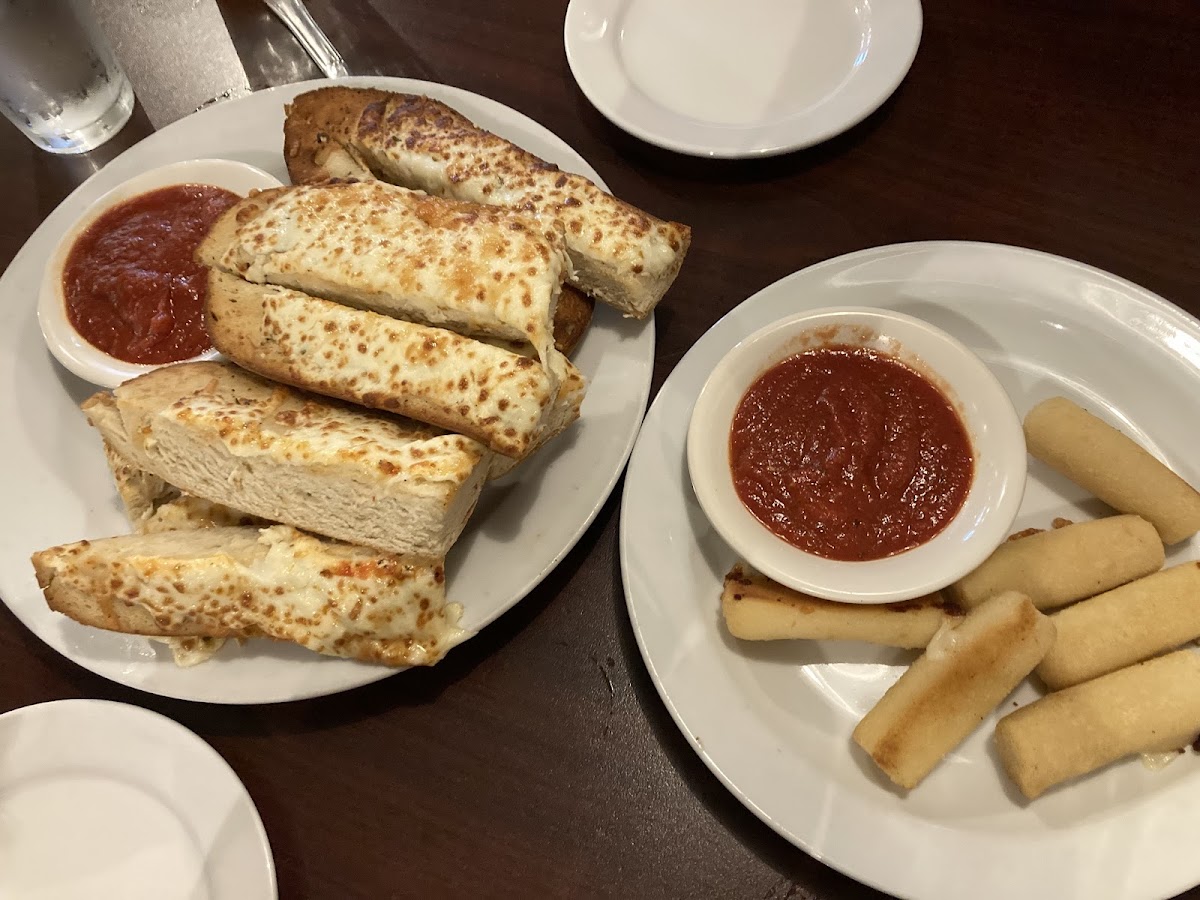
[
  {"left": 218, "top": 181, "right": 565, "bottom": 368},
  {"left": 1141, "top": 750, "right": 1185, "bottom": 771},
  {"left": 53, "top": 526, "right": 467, "bottom": 666},
  {"left": 144, "top": 495, "right": 263, "bottom": 532},
  {"left": 151, "top": 636, "right": 225, "bottom": 667},
  {"left": 260, "top": 285, "right": 561, "bottom": 457},
  {"left": 924, "top": 618, "right": 961, "bottom": 661},
  {"left": 162, "top": 388, "right": 486, "bottom": 486},
  {"left": 351, "top": 94, "right": 687, "bottom": 286}
]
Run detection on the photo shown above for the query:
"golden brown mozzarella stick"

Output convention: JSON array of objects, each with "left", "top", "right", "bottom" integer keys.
[
  {"left": 852, "top": 592, "right": 1056, "bottom": 790},
  {"left": 1024, "top": 397, "right": 1200, "bottom": 544},
  {"left": 950, "top": 515, "right": 1164, "bottom": 611},
  {"left": 722, "top": 565, "right": 960, "bottom": 648},
  {"left": 1036, "top": 562, "right": 1200, "bottom": 690},
  {"left": 996, "top": 650, "right": 1200, "bottom": 799}
]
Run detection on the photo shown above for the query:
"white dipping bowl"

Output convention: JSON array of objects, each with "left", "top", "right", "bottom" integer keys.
[
  {"left": 687, "top": 306, "right": 1026, "bottom": 604},
  {"left": 39, "top": 158, "right": 283, "bottom": 388}
]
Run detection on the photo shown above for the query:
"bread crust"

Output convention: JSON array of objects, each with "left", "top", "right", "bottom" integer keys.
[{"left": 553, "top": 286, "right": 592, "bottom": 358}]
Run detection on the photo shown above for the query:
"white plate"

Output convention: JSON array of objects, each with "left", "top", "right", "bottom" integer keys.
[
  {"left": 0, "top": 699, "right": 275, "bottom": 900},
  {"left": 620, "top": 242, "right": 1200, "bottom": 900},
  {"left": 564, "top": 0, "right": 923, "bottom": 157},
  {"left": 0, "top": 77, "right": 654, "bottom": 704}
]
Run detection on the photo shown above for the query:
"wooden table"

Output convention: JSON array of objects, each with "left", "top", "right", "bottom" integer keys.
[{"left": 1, "top": 1, "right": 1197, "bottom": 897}]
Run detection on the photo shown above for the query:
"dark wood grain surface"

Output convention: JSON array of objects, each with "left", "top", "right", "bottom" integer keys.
[{"left": 1, "top": 1, "right": 1198, "bottom": 897}]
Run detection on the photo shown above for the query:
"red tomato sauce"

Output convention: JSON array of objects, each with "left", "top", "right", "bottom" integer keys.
[
  {"left": 729, "top": 345, "right": 974, "bottom": 562},
  {"left": 62, "top": 183, "right": 240, "bottom": 364}
]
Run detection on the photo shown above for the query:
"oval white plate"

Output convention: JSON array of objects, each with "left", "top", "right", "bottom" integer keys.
[
  {"left": 0, "top": 77, "right": 654, "bottom": 703},
  {"left": 38, "top": 158, "right": 282, "bottom": 389},
  {"left": 0, "top": 699, "right": 275, "bottom": 900},
  {"left": 564, "top": 0, "right": 923, "bottom": 157},
  {"left": 620, "top": 242, "right": 1200, "bottom": 900}
]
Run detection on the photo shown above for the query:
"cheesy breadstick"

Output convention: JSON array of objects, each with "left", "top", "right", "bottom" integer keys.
[
  {"left": 852, "top": 592, "right": 1055, "bottom": 790},
  {"left": 1024, "top": 397, "right": 1200, "bottom": 544},
  {"left": 950, "top": 515, "right": 1163, "bottom": 611},
  {"left": 721, "top": 565, "right": 960, "bottom": 648},
  {"left": 1036, "top": 562, "right": 1200, "bottom": 690},
  {"left": 996, "top": 650, "right": 1200, "bottom": 799}
]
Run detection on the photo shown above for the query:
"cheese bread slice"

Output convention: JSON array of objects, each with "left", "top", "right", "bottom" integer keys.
[
  {"left": 206, "top": 271, "right": 583, "bottom": 459},
  {"left": 83, "top": 361, "right": 491, "bottom": 561},
  {"left": 197, "top": 181, "right": 571, "bottom": 379},
  {"left": 283, "top": 86, "right": 691, "bottom": 319},
  {"left": 32, "top": 525, "right": 467, "bottom": 666}
]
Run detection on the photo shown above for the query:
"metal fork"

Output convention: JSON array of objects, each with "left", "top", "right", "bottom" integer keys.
[{"left": 263, "top": 0, "right": 349, "bottom": 79}]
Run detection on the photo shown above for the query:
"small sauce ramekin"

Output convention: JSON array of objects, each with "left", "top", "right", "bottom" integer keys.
[
  {"left": 687, "top": 306, "right": 1026, "bottom": 604},
  {"left": 39, "top": 158, "right": 283, "bottom": 388}
]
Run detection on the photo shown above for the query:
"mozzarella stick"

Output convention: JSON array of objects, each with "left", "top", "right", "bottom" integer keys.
[
  {"left": 1024, "top": 397, "right": 1200, "bottom": 544},
  {"left": 996, "top": 650, "right": 1200, "bottom": 799},
  {"left": 721, "top": 565, "right": 960, "bottom": 648},
  {"left": 1036, "top": 562, "right": 1200, "bottom": 690},
  {"left": 950, "top": 515, "right": 1163, "bottom": 611},
  {"left": 852, "top": 592, "right": 1056, "bottom": 790}
]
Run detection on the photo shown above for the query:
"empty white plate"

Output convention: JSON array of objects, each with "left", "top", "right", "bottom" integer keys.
[
  {"left": 564, "top": 0, "right": 923, "bottom": 157},
  {"left": 0, "top": 700, "right": 275, "bottom": 900}
]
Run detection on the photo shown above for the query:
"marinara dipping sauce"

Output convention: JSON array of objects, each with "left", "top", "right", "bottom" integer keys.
[
  {"left": 729, "top": 345, "right": 974, "bottom": 562},
  {"left": 62, "top": 184, "right": 240, "bottom": 365}
]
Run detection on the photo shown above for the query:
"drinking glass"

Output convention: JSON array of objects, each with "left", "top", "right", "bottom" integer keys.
[{"left": 0, "top": 0, "right": 135, "bottom": 154}]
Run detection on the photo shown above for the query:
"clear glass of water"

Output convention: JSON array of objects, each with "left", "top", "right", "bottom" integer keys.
[{"left": 0, "top": 0, "right": 135, "bottom": 154}]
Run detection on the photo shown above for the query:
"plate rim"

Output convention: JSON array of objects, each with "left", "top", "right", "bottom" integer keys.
[
  {"left": 619, "top": 239, "right": 1200, "bottom": 900},
  {"left": 0, "top": 75, "right": 654, "bottom": 704},
  {"left": 563, "top": 0, "right": 924, "bottom": 158},
  {"left": 0, "top": 698, "right": 277, "bottom": 899}
]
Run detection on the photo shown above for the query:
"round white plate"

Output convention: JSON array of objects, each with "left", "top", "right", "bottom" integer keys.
[
  {"left": 620, "top": 242, "right": 1200, "bottom": 900},
  {"left": 0, "top": 77, "right": 654, "bottom": 704},
  {"left": 564, "top": 0, "right": 923, "bottom": 157},
  {"left": 0, "top": 699, "right": 275, "bottom": 900}
]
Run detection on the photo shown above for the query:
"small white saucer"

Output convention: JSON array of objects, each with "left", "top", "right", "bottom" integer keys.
[
  {"left": 564, "top": 0, "right": 923, "bottom": 158},
  {"left": 0, "top": 699, "right": 276, "bottom": 900}
]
